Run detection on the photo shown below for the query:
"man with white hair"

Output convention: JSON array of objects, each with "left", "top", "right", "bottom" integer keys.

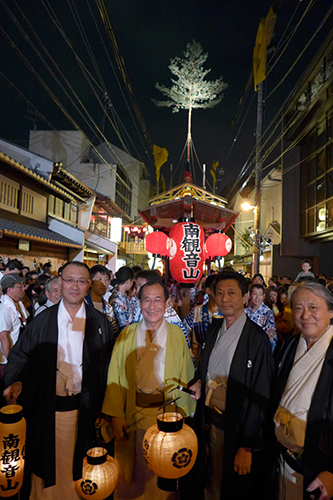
[{"left": 35, "top": 276, "right": 62, "bottom": 316}]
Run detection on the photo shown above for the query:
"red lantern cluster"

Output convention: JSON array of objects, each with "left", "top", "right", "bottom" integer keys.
[
  {"left": 145, "top": 231, "right": 169, "bottom": 256},
  {"left": 205, "top": 233, "right": 232, "bottom": 258},
  {"left": 169, "top": 222, "right": 204, "bottom": 284}
]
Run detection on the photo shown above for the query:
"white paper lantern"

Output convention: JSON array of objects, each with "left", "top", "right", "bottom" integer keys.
[
  {"left": 143, "top": 412, "right": 198, "bottom": 491},
  {"left": 76, "top": 447, "right": 119, "bottom": 500}
]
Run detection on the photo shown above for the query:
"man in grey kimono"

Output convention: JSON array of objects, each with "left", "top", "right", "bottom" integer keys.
[{"left": 190, "top": 271, "right": 274, "bottom": 500}]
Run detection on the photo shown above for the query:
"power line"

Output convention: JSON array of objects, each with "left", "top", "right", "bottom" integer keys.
[{"left": 267, "top": 3, "right": 333, "bottom": 99}]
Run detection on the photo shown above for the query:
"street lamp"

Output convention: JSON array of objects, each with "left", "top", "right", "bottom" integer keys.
[
  {"left": 240, "top": 200, "right": 260, "bottom": 275},
  {"left": 241, "top": 202, "right": 255, "bottom": 211}
]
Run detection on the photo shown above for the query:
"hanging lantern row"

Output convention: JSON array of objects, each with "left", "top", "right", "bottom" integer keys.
[
  {"left": 145, "top": 224, "right": 232, "bottom": 284},
  {"left": 124, "top": 226, "right": 148, "bottom": 239},
  {"left": 143, "top": 412, "right": 198, "bottom": 491}
]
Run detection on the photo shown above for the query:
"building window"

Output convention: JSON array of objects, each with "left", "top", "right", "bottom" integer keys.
[
  {"left": 299, "top": 108, "right": 333, "bottom": 237},
  {"left": 0, "top": 175, "right": 19, "bottom": 214}
]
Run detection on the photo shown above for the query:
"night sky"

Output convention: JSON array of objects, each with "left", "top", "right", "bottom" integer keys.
[{"left": 0, "top": 0, "right": 332, "bottom": 193}]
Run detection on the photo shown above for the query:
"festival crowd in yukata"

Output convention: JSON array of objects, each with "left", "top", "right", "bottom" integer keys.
[{"left": 0, "top": 256, "right": 333, "bottom": 500}]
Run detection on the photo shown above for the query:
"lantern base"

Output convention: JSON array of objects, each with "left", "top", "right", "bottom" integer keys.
[{"left": 157, "top": 477, "right": 178, "bottom": 491}]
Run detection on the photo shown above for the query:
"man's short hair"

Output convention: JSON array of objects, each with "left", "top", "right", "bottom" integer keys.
[
  {"left": 249, "top": 283, "right": 265, "bottom": 294},
  {"left": 60, "top": 261, "right": 90, "bottom": 275},
  {"left": 214, "top": 271, "right": 249, "bottom": 296},
  {"left": 90, "top": 265, "right": 111, "bottom": 280},
  {"left": 25, "top": 271, "right": 38, "bottom": 281},
  {"left": 5, "top": 260, "right": 23, "bottom": 272},
  {"left": 289, "top": 279, "right": 333, "bottom": 311},
  {"left": 45, "top": 276, "right": 60, "bottom": 293},
  {"left": 135, "top": 270, "right": 162, "bottom": 282},
  {"left": 138, "top": 280, "right": 169, "bottom": 302}
]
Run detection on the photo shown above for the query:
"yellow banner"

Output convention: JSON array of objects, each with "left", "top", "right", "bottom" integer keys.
[
  {"left": 253, "top": 7, "right": 277, "bottom": 91},
  {"left": 153, "top": 145, "right": 169, "bottom": 182},
  {"left": 212, "top": 160, "right": 219, "bottom": 171}
]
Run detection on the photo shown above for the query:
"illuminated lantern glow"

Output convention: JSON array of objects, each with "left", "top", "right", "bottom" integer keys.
[
  {"left": 145, "top": 231, "right": 169, "bottom": 256},
  {"left": 205, "top": 233, "right": 232, "bottom": 258},
  {"left": 110, "top": 217, "right": 123, "bottom": 243},
  {"left": 169, "top": 222, "right": 204, "bottom": 284},
  {"left": 0, "top": 405, "right": 26, "bottom": 497},
  {"left": 75, "top": 447, "right": 119, "bottom": 500},
  {"left": 143, "top": 412, "right": 198, "bottom": 491}
]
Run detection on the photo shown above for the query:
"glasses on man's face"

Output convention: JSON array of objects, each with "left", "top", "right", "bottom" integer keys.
[{"left": 61, "top": 277, "right": 90, "bottom": 286}]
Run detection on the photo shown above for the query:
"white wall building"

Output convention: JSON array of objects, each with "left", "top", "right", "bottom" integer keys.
[{"left": 232, "top": 167, "right": 282, "bottom": 280}]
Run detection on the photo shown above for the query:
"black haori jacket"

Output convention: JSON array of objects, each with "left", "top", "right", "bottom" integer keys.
[
  {"left": 195, "top": 317, "right": 274, "bottom": 500},
  {"left": 3, "top": 302, "right": 115, "bottom": 488},
  {"left": 271, "top": 333, "right": 333, "bottom": 499}
]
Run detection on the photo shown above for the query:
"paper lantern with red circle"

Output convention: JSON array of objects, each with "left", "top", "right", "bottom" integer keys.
[
  {"left": 145, "top": 231, "right": 169, "bottom": 256},
  {"left": 169, "top": 222, "right": 204, "bottom": 284},
  {"left": 205, "top": 233, "right": 232, "bottom": 258}
]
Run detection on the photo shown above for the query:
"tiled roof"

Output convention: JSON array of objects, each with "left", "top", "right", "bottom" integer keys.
[
  {"left": 0, "top": 152, "right": 77, "bottom": 202},
  {"left": 0, "top": 218, "right": 82, "bottom": 248}
]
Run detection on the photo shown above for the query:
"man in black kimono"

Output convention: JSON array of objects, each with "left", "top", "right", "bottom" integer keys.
[
  {"left": 190, "top": 271, "right": 274, "bottom": 500},
  {"left": 3, "top": 261, "right": 115, "bottom": 499}
]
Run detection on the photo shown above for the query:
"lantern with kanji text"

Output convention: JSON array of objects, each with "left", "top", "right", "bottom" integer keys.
[
  {"left": 205, "top": 232, "right": 232, "bottom": 258},
  {"left": 169, "top": 221, "right": 204, "bottom": 284},
  {"left": 0, "top": 405, "right": 26, "bottom": 497}
]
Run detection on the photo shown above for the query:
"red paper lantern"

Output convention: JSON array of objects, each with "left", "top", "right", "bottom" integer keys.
[
  {"left": 169, "top": 222, "right": 204, "bottom": 284},
  {"left": 205, "top": 233, "right": 232, "bottom": 258},
  {"left": 145, "top": 231, "right": 169, "bottom": 256}
]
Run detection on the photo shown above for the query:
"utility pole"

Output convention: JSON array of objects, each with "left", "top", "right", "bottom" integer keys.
[{"left": 253, "top": 81, "right": 264, "bottom": 275}]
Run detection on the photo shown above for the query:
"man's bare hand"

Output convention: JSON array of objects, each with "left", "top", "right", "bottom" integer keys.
[
  {"left": 233, "top": 447, "right": 252, "bottom": 475},
  {"left": 112, "top": 417, "right": 129, "bottom": 442},
  {"left": 189, "top": 380, "right": 201, "bottom": 400},
  {"left": 3, "top": 382, "right": 23, "bottom": 404},
  {"left": 307, "top": 471, "right": 333, "bottom": 500}
]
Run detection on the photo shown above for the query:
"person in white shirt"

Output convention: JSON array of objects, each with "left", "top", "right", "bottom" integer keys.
[{"left": 0, "top": 273, "right": 28, "bottom": 387}]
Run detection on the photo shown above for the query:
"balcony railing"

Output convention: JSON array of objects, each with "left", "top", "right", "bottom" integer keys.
[{"left": 120, "top": 240, "right": 147, "bottom": 254}]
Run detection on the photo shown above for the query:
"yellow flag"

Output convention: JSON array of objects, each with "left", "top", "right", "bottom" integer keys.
[
  {"left": 161, "top": 174, "right": 166, "bottom": 192},
  {"left": 253, "top": 7, "right": 277, "bottom": 91},
  {"left": 212, "top": 160, "right": 219, "bottom": 171},
  {"left": 210, "top": 169, "right": 217, "bottom": 183},
  {"left": 210, "top": 160, "right": 218, "bottom": 183},
  {"left": 153, "top": 145, "right": 169, "bottom": 182}
]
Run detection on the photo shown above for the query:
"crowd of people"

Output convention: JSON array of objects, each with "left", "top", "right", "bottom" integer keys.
[{"left": 0, "top": 256, "right": 332, "bottom": 500}]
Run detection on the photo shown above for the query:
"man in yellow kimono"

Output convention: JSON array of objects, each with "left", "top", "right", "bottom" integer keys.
[{"left": 102, "top": 280, "right": 195, "bottom": 499}]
